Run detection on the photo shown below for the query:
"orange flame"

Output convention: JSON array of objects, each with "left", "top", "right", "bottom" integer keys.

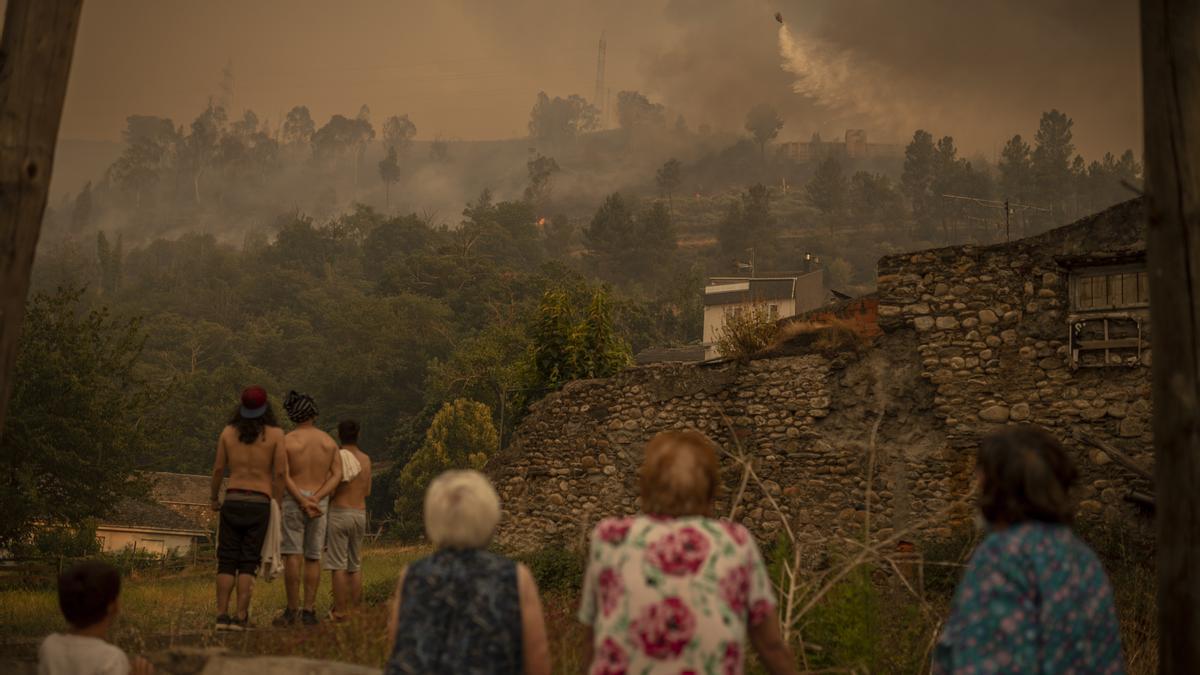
[{"left": 537, "top": 217, "right": 547, "bottom": 226}]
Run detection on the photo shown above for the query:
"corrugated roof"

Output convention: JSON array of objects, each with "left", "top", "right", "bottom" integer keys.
[{"left": 99, "top": 498, "right": 208, "bottom": 535}]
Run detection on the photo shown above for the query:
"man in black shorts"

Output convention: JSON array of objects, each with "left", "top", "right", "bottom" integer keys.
[{"left": 210, "top": 386, "right": 286, "bottom": 630}]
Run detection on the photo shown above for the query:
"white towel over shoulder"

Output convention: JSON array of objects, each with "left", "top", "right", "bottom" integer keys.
[
  {"left": 258, "top": 499, "right": 283, "bottom": 581},
  {"left": 339, "top": 448, "right": 362, "bottom": 483}
]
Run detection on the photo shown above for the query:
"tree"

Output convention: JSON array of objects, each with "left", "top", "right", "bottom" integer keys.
[
  {"left": 543, "top": 214, "right": 573, "bottom": 258},
  {"left": 71, "top": 181, "right": 92, "bottom": 232},
  {"left": 382, "top": 114, "right": 417, "bottom": 154},
  {"left": 282, "top": 105, "right": 315, "bottom": 149},
  {"left": 901, "top": 130, "right": 936, "bottom": 229},
  {"left": 744, "top": 104, "right": 784, "bottom": 161},
  {"left": 312, "top": 114, "right": 374, "bottom": 165},
  {"left": 393, "top": 398, "right": 498, "bottom": 538},
  {"left": 96, "top": 231, "right": 122, "bottom": 295},
  {"left": 0, "top": 288, "right": 152, "bottom": 546},
  {"left": 848, "top": 171, "right": 904, "bottom": 226},
  {"left": 718, "top": 184, "right": 775, "bottom": 268},
  {"left": 378, "top": 145, "right": 401, "bottom": 207},
  {"left": 528, "top": 92, "right": 599, "bottom": 144},
  {"left": 523, "top": 153, "right": 560, "bottom": 208},
  {"left": 430, "top": 137, "right": 450, "bottom": 162},
  {"left": 655, "top": 158, "right": 682, "bottom": 213},
  {"left": 806, "top": 156, "right": 848, "bottom": 226},
  {"left": 998, "top": 134, "right": 1034, "bottom": 202},
  {"left": 111, "top": 115, "right": 177, "bottom": 208},
  {"left": 527, "top": 284, "right": 630, "bottom": 392},
  {"left": 1031, "top": 109, "right": 1075, "bottom": 220},
  {"left": 615, "top": 91, "right": 666, "bottom": 130},
  {"left": 583, "top": 193, "right": 636, "bottom": 261}
]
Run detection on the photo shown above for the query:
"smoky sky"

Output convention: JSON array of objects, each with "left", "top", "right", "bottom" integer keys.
[{"left": 32, "top": 0, "right": 1140, "bottom": 159}]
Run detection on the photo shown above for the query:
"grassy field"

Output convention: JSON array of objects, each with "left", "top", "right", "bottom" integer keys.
[{"left": 0, "top": 544, "right": 590, "bottom": 671}]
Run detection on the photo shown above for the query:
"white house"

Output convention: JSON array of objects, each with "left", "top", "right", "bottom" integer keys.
[
  {"left": 95, "top": 498, "right": 209, "bottom": 556},
  {"left": 703, "top": 272, "right": 825, "bottom": 358}
]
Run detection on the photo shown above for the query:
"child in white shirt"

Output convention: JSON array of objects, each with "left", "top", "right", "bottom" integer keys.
[{"left": 38, "top": 561, "right": 153, "bottom": 675}]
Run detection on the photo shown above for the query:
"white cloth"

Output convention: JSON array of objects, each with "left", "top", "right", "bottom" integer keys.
[
  {"left": 257, "top": 498, "right": 284, "bottom": 581},
  {"left": 38, "top": 633, "right": 130, "bottom": 675},
  {"left": 339, "top": 448, "right": 362, "bottom": 483}
]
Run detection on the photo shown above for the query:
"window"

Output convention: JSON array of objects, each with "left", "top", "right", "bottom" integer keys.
[
  {"left": 139, "top": 539, "right": 165, "bottom": 555},
  {"left": 1072, "top": 268, "right": 1149, "bottom": 311},
  {"left": 1067, "top": 263, "right": 1149, "bottom": 368}
]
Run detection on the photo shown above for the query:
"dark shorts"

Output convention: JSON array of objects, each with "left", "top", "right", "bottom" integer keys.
[{"left": 217, "top": 495, "right": 271, "bottom": 576}]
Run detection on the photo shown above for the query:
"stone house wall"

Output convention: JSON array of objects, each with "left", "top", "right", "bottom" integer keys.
[
  {"left": 490, "top": 199, "right": 1153, "bottom": 553},
  {"left": 875, "top": 199, "right": 1154, "bottom": 534}
]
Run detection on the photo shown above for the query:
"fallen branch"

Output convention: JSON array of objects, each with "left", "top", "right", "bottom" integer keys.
[{"left": 1072, "top": 429, "right": 1154, "bottom": 483}]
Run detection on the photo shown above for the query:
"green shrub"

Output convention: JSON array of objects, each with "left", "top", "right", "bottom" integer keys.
[
  {"left": 513, "top": 546, "right": 584, "bottom": 594},
  {"left": 363, "top": 577, "right": 397, "bottom": 607}
]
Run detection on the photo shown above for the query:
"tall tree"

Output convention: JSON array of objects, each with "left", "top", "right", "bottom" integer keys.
[
  {"left": 528, "top": 92, "right": 599, "bottom": 145},
  {"left": 998, "top": 134, "right": 1034, "bottom": 202},
  {"left": 0, "top": 0, "right": 83, "bottom": 437},
  {"left": 1141, "top": 0, "right": 1200, "bottom": 669},
  {"left": 382, "top": 114, "right": 417, "bottom": 154},
  {"left": 71, "top": 181, "right": 92, "bottom": 232},
  {"left": 282, "top": 105, "right": 315, "bottom": 149},
  {"left": 718, "top": 184, "right": 774, "bottom": 268},
  {"left": 806, "top": 155, "right": 848, "bottom": 227},
  {"left": 655, "top": 158, "right": 682, "bottom": 214},
  {"left": 744, "top": 104, "right": 784, "bottom": 161},
  {"left": 848, "top": 171, "right": 904, "bottom": 226},
  {"left": 901, "top": 130, "right": 936, "bottom": 229},
  {"left": 523, "top": 153, "right": 560, "bottom": 208},
  {"left": 0, "top": 288, "right": 151, "bottom": 546},
  {"left": 1031, "top": 109, "right": 1075, "bottom": 220},
  {"left": 378, "top": 145, "right": 401, "bottom": 207},
  {"left": 615, "top": 91, "right": 666, "bottom": 131}
]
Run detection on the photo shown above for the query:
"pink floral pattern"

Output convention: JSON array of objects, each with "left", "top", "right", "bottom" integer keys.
[
  {"left": 749, "top": 598, "right": 774, "bottom": 626},
  {"left": 580, "top": 516, "right": 776, "bottom": 674},
  {"left": 646, "top": 526, "right": 711, "bottom": 576},
  {"left": 722, "top": 521, "right": 750, "bottom": 545},
  {"left": 630, "top": 597, "right": 696, "bottom": 659},
  {"left": 597, "top": 518, "right": 633, "bottom": 545},
  {"left": 599, "top": 568, "right": 623, "bottom": 617},
  {"left": 719, "top": 564, "right": 751, "bottom": 614},
  {"left": 722, "top": 642, "right": 742, "bottom": 675},
  {"left": 590, "top": 637, "right": 629, "bottom": 675}
]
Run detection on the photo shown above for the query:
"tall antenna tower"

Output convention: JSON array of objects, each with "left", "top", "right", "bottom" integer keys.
[{"left": 594, "top": 30, "right": 607, "bottom": 128}]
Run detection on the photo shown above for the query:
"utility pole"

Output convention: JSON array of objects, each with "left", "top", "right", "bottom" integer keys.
[
  {"left": 940, "top": 193, "right": 1049, "bottom": 242},
  {"left": 594, "top": 31, "right": 607, "bottom": 128},
  {"left": 0, "top": 0, "right": 84, "bottom": 435},
  {"left": 1141, "top": 0, "right": 1200, "bottom": 671}
]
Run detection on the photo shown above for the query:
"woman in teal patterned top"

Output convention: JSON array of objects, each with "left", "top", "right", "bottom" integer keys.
[{"left": 934, "top": 426, "right": 1125, "bottom": 674}]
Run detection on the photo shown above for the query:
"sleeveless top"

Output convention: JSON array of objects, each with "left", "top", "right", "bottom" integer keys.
[{"left": 385, "top": 548, "right": 523, "bottom": 675}]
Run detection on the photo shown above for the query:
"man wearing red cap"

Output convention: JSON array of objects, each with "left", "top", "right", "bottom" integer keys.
[{"left": 209, "top": 386, "right": 286, "bottom": 631}]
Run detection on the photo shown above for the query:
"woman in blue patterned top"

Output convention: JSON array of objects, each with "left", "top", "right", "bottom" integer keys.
[
  {"left": 934, "top": 425, "right": 1125, "bottom": 674},
  {"left": 384, "top": 470, "right": 551, "bottom": 675}
]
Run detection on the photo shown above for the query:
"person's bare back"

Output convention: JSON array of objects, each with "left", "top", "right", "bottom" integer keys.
[
  {"left": 284, "top": 424, "right": 340, "bottom": 496},
  {"left": 331, "top": 446, "right": 372, "bottom": 510},
  {"left": 219, "top": 425, "right": 285, "bottom": 497}
]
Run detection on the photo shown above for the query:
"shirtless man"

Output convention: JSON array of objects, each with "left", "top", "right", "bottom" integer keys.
[
  {"left": 325, "top": 420, "right": 372, "bottom": 620},
  {"left": 276, "top": 390, "right": 341, "bottom": 627},
  {"left": 210, "top": 386, "right": 286, "bottom": 631}
]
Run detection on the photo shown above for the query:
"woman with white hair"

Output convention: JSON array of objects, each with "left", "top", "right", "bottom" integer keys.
[
  {"left": 579, "top": 430, "right": 798, "bottom": 675},
  {"left": 384, "top": 470, "right": 551, "bottom": 675}
]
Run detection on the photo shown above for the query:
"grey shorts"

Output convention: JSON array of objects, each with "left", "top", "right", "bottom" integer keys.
[
  {"left": 281, "top": 492, "right": 329, "bottom": 560},
  {"left": 323, "top": 507, "right": 367, "bottom": 572}
]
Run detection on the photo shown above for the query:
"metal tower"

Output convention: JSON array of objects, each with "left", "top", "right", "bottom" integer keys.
[{"left": 594, "top": 31, "right": 607, "bottom": 128}]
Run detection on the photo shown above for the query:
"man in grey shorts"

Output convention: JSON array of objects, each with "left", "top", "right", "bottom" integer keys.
[
  {"left": 325, "top": 420, "right": 372, "bottom": 620},
  {"left": 276, "top": 391, "right": 341, "bottom": 627}
]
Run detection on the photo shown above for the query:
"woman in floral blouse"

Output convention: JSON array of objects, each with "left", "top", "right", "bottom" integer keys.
[
  {"left": 578, "top": 430, "right": 797, "bottom": 675},
  {"left": 934, "top": 426, "right": 1125, "bottom": 674}
]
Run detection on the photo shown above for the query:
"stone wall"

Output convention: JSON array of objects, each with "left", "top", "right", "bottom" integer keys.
[
  {"left": 875, "top": 198, "right": 1153, "bottom": 533},
  {"left": 491, "top": 199, "right": 1154, "bottom": 553},
  {"left": 490, "top": 336, "right": 970, "bottom": 553}
]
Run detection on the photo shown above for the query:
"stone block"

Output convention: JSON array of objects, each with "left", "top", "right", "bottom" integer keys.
[
  {"left": 913, "top": 316, "right": 935, "bottom": 331},
  {"left": 978, "top": 309, "right": 999, "bottom": 324},
  {"left": 935, "top": 316, "right": 960, "bottom": 330},
  {"left": 1010, "top": 403, "right": 1031, "bottom": 421},
  {"left": 979, "top": 405, "right": 1011, "bottom": 422}
]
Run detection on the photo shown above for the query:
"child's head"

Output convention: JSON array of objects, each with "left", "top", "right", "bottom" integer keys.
[{"left": 57, "top": 561, "right": 121, "bottom": 629}]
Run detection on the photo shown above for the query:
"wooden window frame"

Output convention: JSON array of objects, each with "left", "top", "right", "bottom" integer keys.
[{"left": 1069, "top": 263, "right": 1150, "bottom": 313}]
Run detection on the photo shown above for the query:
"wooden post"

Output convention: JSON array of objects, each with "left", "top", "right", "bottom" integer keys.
[
  {"left": 1141, "top": 0, "right": 1200, "bottom": 671},
  {"left": 0, "top": 0, "right": 83, "bottom": 435}
]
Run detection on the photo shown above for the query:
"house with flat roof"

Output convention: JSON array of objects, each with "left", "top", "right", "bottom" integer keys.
[
  {"left": 703, "top": 271, "right": 825, "bottom": 358},
  {"left": 96, "top": 498, "right": 209, "bottom": 556}
]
